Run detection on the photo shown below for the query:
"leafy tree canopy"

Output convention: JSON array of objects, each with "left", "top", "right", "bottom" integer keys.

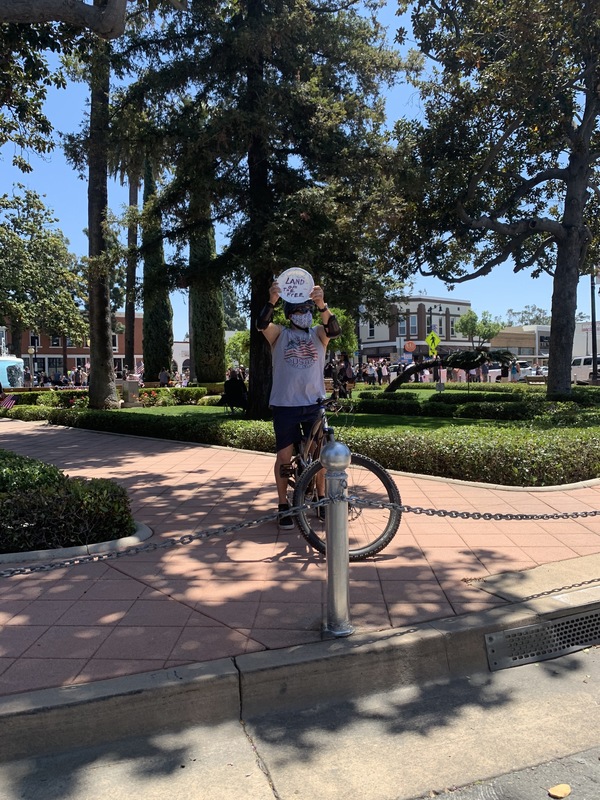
[
  {"left": 455, "top": 309, "right": 504, "bottom": 348},
  {"left": 0, "top": 185, "right": 87, "bottom": 341},
  {"left": 394, "top": 0, "right": 600, "bottom": 394}
]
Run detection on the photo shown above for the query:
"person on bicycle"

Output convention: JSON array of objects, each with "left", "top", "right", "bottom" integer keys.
[{"left": 256, "top": 279, "right": 341, "bottom": 529}]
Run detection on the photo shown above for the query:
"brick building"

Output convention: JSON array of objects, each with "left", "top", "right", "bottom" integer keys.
[{"left": 2, "top": 312, "right": 144, "bottom": 379}]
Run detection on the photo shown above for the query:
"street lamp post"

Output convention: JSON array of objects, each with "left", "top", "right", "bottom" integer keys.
[
  {"left": 27, "top": 338, "right": 37, "bottom": 383},
  {"left": 357, "top": 305, "right": 366, "bottom": 368}
]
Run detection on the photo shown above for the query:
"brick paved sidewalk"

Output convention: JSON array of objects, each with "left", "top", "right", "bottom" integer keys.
[{"left": 1, "top": 418, "right": 600, "bottom": 700}]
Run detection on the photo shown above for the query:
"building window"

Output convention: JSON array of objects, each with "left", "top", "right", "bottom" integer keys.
[
  {"left": 409, "top": 315, "right": 417, "bottom": 337},
  {"left": 112, "top": 334, "right": 118, "bottom": 351},
  {"left": 399, "top": 317, "right": 407, "bottom": 337},
  {"left": 48, "top": 357, "right": 63, "bottom": 376},
  {"left": 368, "top": 321, "right": 375, "bottom": 339},
  {"left": 450, "top": 318, "right": 456, "bottom": 337},
  {"left": 50, "top": 336, "right": 61, "bottom": 347},
  {"left": 30, "top": 334, "right": 39, "bottom": 348},
  {"left": 66, "top": 337, "right": 73, "bottom": 347},
  {"left": 437, "top": 318, "right": 444, "bottom": 337}
]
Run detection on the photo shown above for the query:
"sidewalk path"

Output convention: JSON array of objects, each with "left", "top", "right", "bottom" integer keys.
[{"left": 1, "top": 418, "right": 600, "bottom": 700}]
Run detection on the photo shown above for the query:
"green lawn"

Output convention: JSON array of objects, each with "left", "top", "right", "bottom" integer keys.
[{"left": 122, "top": 403, "right": 494, "bottom": 431}]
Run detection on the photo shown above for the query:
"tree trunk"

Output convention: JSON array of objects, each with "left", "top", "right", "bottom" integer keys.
[
  {"left": 124, "top": 177, "right": 139, "bottom": 374},
  {"left": 87, "top": 22, "right": 118, "bottom": 409},
  {"left": 248, "top": 272, "right": 274, "bottom": 419},
  {"left": 547, "top": 233, "right": 583, "bottom": 396},
  {"left": 0, "top": 0, "right": 127, "bottom": 38},
  {"left": 547, "top": 153, "right": 590, "bottom": 397},
  {"left": 245, "top": 0, "right": 273, "bottom": 419}
]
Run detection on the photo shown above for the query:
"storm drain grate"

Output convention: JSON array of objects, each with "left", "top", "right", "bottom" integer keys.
[{"left": 485, "top": 607, "right": 600, "bottom": 671}]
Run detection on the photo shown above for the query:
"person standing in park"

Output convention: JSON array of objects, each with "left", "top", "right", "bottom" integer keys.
[{"left": 256, "top": 279, "right": 341, "bottom": 528}]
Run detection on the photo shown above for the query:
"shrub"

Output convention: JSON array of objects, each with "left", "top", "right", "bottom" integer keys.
[
  {"left": 0, "top": 450, "right": 135, "bottom": 553},
  {"left": 357, "top": 397, "right": 422, "bottom": 416},
  {"left": 335, "top": 426, "right": 600, "bottom": 486},
  {"left": 428, "top": 390, "right": 521, "bottom": 405},
  {"left": 36, "top": 389, "right": 89, "bottom": 408},
  {"left": 139, "top": 386, "right": 207, "bottom": 406},
  {"left": 38, "top": 397, "right": 600, "bottom": 486},
  {"left": 1, "top": 404, "right": 52, "bottom": 421},
  {"left": 197, "top": 395, "right": 223, "bottom": 406},
  {"left": 171, "top": 386, "right": 207, "bottom": 404},
  {"left": 453, "top": 401, "right": 536, "bottom": 420}
]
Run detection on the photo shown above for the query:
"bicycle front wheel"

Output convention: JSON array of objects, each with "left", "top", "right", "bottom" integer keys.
[{"left": 292, "top": 452, "right": 402, "bottom": 560}]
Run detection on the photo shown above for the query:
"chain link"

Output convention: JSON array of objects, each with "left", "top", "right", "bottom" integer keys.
[
  {"left": 350, "top": 496, "right": 600, "bottom": 522},
  {"left": 2, "top": 493, "right": 599, "bottom": 580},
  {"left": 0, "top": 497, "right": 334, "bottom": 579}
]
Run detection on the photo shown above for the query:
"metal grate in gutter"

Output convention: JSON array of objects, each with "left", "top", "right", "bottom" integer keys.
[{"left": 486, "top": 607, "right": 600, "bottom": 671}]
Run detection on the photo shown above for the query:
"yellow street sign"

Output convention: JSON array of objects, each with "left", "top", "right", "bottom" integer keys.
[{"left": 425, "top": 331, "right": 440, "bottom": 355}]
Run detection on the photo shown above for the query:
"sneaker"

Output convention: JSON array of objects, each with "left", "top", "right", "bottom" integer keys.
[{"left": 278, "top": 503, "right": 295, "bottom": 530}]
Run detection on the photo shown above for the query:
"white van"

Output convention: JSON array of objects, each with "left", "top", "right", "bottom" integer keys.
[{"left": 571, "top": 355, "right": 600, "bottom": 383}]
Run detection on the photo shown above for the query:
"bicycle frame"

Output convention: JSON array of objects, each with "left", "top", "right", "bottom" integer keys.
[{"left": 296, "top": 401, "right": 337, "bottom": 473}]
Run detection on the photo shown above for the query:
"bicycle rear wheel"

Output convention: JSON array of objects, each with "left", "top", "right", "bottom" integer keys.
[{"left": 292, "top": 452, "right": 402, "bottom": 560}]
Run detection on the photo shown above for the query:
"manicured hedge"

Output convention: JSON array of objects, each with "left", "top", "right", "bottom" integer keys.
[
  {"left": 5, "top": 396, "right": 600, "bottom": 486},
  {"left": 139, "top": 386, "right": 207, "bottom": 406},
  {"left": 335, "top": 426, "right": 600, "bottom": 486},
  {"left": 0, "top": 449, "right": 135, "bottom": 553}
]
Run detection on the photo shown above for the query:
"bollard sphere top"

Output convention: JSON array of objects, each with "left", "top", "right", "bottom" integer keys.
[{"left": 320, "top": 440, "right": 351, "bottom": 471}]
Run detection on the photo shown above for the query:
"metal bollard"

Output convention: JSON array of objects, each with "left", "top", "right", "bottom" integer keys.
[{"left": 320, "top": 440, "right": 354, "bottom": 637}]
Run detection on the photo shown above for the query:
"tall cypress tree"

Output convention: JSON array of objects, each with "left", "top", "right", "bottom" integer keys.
[
  {"left": 188, "top": 191, "right": 225, "bottom": 383},
  {"left": 87, "top": 20, "right": 118, "bottom": 409},
  {"left": 114, "top": 0, "right": 404, "bottom": 414},
  {"left": 141, "top": 157, "right": 173, "bottom": 382}
]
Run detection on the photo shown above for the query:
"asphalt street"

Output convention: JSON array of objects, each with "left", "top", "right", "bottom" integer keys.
[{"left": 2, "top": 647, "right": 600, "bottom": 800}]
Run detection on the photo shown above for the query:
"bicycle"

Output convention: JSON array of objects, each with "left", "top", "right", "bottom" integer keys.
[{"left": 282, "top": 398, "right": 402, "bottom": 561}]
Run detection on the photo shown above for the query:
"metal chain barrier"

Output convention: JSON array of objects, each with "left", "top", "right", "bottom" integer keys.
[
  {"left": 2, "top": 494, "right": 600, "bottom": 580},
  {"left": 0, "top": 498, "right": 333, "bottom": 579},
  {"left": 350, "top": 497, "right": 600, "bottom": 522}
]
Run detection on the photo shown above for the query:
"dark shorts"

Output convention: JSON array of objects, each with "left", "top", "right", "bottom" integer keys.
[{"left": 271, "top": 404, "right": 321, "bottom": 452}]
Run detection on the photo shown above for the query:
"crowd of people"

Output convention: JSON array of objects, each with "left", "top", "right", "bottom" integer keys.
[{"left": 24, "top": 366, "right": 88, "bottom": 389}]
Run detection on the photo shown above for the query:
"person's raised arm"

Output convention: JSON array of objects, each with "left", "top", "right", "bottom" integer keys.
[
  {"left": 311, "top": 285, "right": 341, "bottom": 341},
  {"left": 256, "top": 281, "right": 282, "bottom": 344}
]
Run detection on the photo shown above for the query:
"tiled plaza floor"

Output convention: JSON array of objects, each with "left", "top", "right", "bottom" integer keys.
[{"left": 1, "top": 418, "right": 600, "bottom": 698}]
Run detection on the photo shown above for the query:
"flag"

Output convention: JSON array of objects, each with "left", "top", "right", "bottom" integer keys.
[{"left": 1, "top": 394, "right": 16, "bottom": 410}]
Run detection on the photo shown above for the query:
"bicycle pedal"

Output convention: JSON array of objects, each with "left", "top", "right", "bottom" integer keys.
[{"left": 279, "top": 463, "right": 295, "bottom": 478}]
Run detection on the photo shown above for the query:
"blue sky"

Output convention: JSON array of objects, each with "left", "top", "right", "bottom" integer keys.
[{"left": 1, "top": 4, "right": 594, "bottom": 340}]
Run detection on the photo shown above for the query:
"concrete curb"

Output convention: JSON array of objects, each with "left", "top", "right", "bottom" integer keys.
[
  {"left": 0, "top": 523, "right": 153, "bottom": 564},
  {"left": 2, "top": 583, "right": 598, "bottom": 762}
]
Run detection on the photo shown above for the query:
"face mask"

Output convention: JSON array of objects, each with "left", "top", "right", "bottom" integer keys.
[{"left": 290, "top": 311, "right": 313, "bottom": 329}]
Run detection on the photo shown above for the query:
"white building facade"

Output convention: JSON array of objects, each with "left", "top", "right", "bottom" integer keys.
[{"left": 358, "top": 295, "right": 474, "bottom": 363}]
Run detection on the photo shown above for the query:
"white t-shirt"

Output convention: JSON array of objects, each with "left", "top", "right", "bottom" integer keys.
[{"left": 269, "top": 326, "right": 326, "bottom": 406}]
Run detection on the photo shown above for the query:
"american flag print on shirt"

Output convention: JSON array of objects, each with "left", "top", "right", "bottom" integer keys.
[{"left": 284, "top": 332, "right": 319, "bottom": 369}]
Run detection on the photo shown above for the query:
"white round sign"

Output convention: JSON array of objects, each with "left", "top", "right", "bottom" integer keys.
[{"left": 276, "top": 268, "right": 314, "bottom": 302}]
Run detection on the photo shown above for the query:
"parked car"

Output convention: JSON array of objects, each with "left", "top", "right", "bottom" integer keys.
[
  {"left": 571, "top": 355, "right": 600, "bottom": 384},
  {"left": 515, "top": 361, "right": 534, "bottom": 380},
  {"left": 486, "top": 360, "right": 533, "bottom": 382}
]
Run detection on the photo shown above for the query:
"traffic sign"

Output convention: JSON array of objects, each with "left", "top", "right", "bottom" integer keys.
[
  {"left": 425, "top": 331, "right": 441, "bottom": 355},
  {"left": 404, "top": 340, "right": 416, "bottom": 352}
]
